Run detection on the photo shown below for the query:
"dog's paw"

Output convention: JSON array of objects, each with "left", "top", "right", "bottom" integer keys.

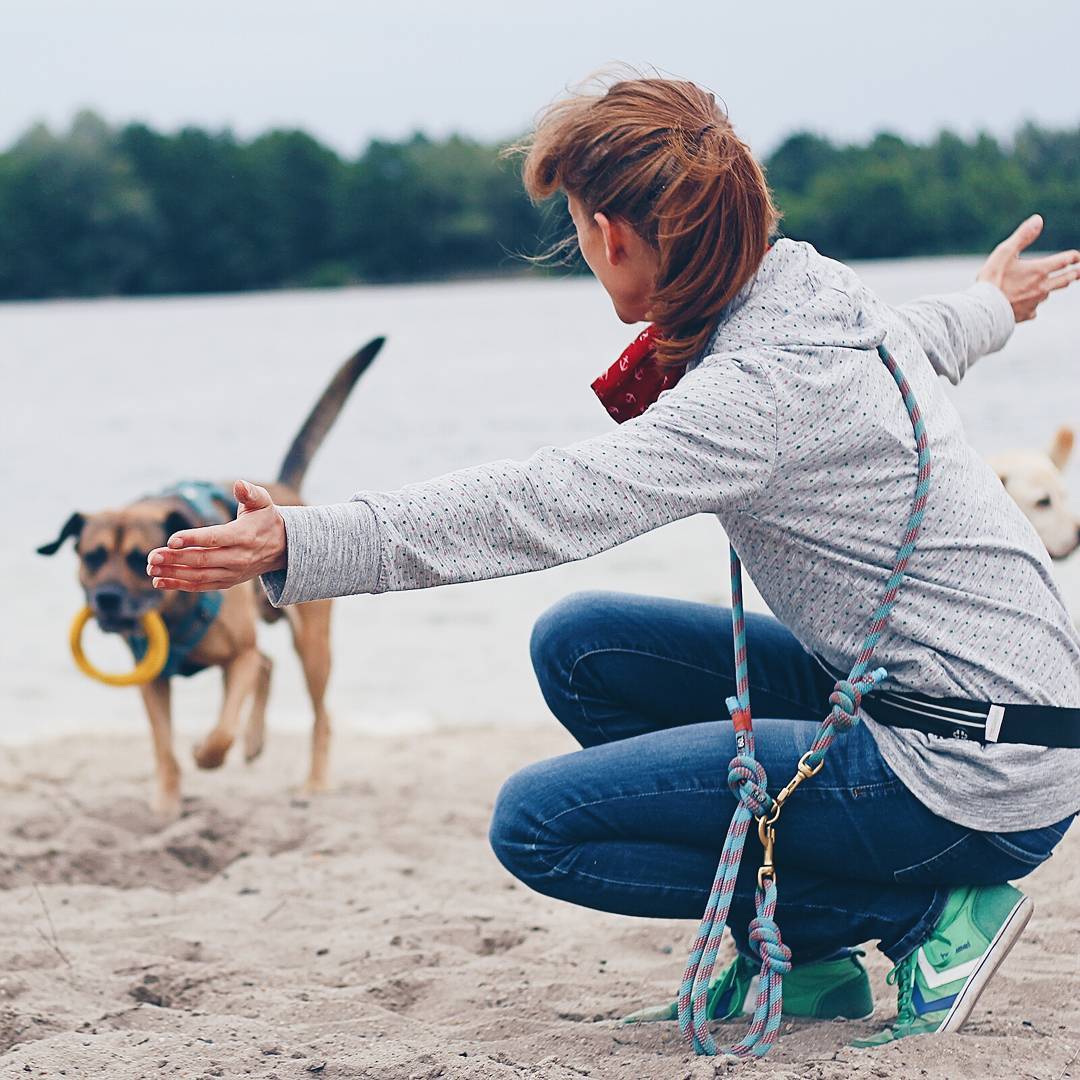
[
  {"left": 151, "top": 789, "right": 183, "bottom": 824},
  {"left": 300, "top": 776, "right": 332, "bottom": 796},
  {"left": 193, "top": 731, "right": 233, "bottom": 770},
  {"left": 243, "top": 717, "right": 266, "bottom": 764}
]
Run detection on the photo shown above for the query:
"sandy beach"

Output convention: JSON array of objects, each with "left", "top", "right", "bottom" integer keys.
[{"left": 1, "top": 725, "right": 1077, "bottom": 1080}]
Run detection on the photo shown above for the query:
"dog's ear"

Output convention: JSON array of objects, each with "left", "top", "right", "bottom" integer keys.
[
  {"left": 1049, "top": 427, "right": 1074, "bottom": 471},
  {"left": 36, "top": 513, "right": 86, "bottom": 556},
  {"left": 163, "top": 509, "right": 196, "bottom": 542}
]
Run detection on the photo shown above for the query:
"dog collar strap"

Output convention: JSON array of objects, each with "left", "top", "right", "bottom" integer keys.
[{"left": 128, "top": 592, "right": 222, "bottom": 679}]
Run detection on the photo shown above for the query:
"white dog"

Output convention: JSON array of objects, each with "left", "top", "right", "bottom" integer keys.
[{"left": 989, "top": 427, "right": 1080, "bottom": 560}]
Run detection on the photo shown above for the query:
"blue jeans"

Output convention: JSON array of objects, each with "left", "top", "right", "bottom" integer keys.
[{"left": 489, "top": 591, "right": 1074, "bottom": 962}]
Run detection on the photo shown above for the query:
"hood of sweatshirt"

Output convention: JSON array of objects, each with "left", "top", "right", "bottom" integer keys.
[{"left": 704, "top": 238, "right": 888, "bottom": 358}]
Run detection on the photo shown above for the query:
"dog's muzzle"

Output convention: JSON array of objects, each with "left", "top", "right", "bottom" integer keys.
[{"left": 90, "top": 583, "right": 159, "bottom": 633}]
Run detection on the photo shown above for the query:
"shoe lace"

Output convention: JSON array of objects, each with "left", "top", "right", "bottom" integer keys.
[
  {"left": 888, "top": 911, "right": 960, "bottom": 1028},
  {"left": 885, "top": 952, "right": 917, "bottom": 1028}
]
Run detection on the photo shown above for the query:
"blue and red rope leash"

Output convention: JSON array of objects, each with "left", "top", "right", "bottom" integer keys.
[{"left": 676, "top": 342, "right": 932, "bottom": 1057}]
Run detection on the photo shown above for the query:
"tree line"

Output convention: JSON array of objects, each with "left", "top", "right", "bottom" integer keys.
[{"left": 1, "top": 110, "right": 1077, "bottom": 300}]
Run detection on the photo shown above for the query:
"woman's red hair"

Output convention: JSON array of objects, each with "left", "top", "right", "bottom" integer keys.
[{"left": 512, "top": 70, "right": 779, "bottom": 369}]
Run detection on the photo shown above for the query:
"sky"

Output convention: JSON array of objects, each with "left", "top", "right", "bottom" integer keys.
[{"left": 3, "top": 0, "right": 1079, "bottom": 158}]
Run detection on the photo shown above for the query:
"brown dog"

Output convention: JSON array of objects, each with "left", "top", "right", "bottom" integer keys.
[{"left": 37, "top": 337, "right": 385, "bottom": 821}]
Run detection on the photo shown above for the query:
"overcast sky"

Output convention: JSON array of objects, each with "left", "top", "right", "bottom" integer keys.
[{"left": 3, "top": 0, "right": 1078, "bottom": 158}]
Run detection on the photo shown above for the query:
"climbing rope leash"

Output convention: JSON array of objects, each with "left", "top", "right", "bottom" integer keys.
[{"left": 676, "top": 342, "right": 932, "bottom": 1057}]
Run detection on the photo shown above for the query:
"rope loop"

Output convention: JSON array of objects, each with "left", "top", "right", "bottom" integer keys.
[
  {"left": 828, "top": 679, "right": 862, "bottom": 729},
  {"left": 748, "top": 916, "right": 792, "bottom": 976},
  {"left": 727, "top": 755, "right": 772, "bottom": 817},
  {"left": 675, "top": 345, "right": 929, "bottom": 1060}
]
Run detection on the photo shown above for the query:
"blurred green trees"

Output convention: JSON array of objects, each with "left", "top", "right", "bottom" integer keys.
[{"left": 0, "top": 112, "right": 1076, "bottom": 300}]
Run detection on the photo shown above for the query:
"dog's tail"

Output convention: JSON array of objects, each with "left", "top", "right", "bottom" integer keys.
[{"left": 276, "top": 336, "right": 386, "bottom": 492}]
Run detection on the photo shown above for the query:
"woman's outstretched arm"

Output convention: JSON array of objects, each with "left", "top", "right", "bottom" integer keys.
[
  {"left": 896, "top": 215, "right": 1078, "bottom": 385},
  {"left": 147, "top": 354, "right": 778, "bottom": 604},
  {"left": 894, "top": 281, "right": 1014, "bottom": 385}
]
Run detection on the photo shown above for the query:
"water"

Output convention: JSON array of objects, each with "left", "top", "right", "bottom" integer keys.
[{"left": 3, "top": 258, "right": 1079, "bottom": 746}]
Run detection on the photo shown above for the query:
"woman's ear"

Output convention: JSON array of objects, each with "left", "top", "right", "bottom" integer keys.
[{"left": 593, "top": 211, "right": 623, "bottom": 267}]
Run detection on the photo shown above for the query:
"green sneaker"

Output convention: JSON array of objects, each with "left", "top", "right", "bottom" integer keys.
[
  {"left": 616, "top": 955, "right": 752, "bottom": 1025},
  {"left": 620, "top": 949, "right": 873, "bottom": 1024},
  {"left": 853, "top": 883, "right": 1033, "bottom": 1047},
  {"left": 784, "top": 950, "right": 874, "bottom": 1020}
]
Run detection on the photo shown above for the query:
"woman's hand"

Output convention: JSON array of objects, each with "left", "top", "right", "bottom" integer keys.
[
  {"left": 146, "top": 480, "right": 287, "bottom": 592},
  {"left": 977, "top": 215, "right": 1080, "bottom": 322}
]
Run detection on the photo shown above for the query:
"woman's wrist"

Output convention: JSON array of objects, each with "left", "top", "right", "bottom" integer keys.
[
  {"left": 262, "top": 507, "right": 288, "bottom": 575},
  {"left": 259, "top": 500, "right": 381, "bottom": 607}
]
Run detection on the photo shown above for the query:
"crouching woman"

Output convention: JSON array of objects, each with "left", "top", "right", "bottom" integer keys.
[{"left": 147, "top": 73, "right": 1080, "bottom": 1048}]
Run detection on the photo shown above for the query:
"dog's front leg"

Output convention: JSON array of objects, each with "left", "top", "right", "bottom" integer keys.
[
  {"left": 138, "top": 676, "right": 181, "bottom": 822},
  {"left": 193, "top": 648, "right": 261, "bottom": 770},
  {"left": 286, "top": 601, "right": 333, "bottom": 794},
  {"left": 243, "top": 652, "right": 273, "bottom": 763}
]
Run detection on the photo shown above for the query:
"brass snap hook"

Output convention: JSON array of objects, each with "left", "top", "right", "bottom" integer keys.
[{"left": 757, "top": 821, "right": 776, "bottom": 889}]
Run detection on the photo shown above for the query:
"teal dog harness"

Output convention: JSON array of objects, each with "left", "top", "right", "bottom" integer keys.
[{"left": 128, "top": 480, "right": 239, "bottom": 679}]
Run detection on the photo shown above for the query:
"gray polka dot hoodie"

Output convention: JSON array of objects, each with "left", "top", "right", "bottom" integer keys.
[{"left": 262, "top": 239, "right": 1080, "bottom": 831}]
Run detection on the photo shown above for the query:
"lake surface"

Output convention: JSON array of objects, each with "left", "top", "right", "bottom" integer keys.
[{"left": 3, "top": 257, "right": 1079, "bottom": 748}]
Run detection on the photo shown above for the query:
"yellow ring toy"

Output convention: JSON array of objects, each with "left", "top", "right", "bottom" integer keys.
[{"left": 69, "top": 606, "right": 170, "bottom": 687}]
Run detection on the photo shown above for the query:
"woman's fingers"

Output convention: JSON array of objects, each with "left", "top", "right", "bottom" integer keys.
[
  {"left": 147, "top": 545, "right": 244, "bottom": 570},
  {"left": 150, "top": 578, "right": 236, "bottom": 596},
  {"left": 997, "top": 214, "right": 1044, "bottom": 258},
  {"left": 235, "top": 479, "right": 273, "bottom": 512},
  {"left": 167, "top": 521, "right": 237, "bottom": 549},
  {"left": 149, "top": 561, "right": 238, "bottom": 584},
  {"left": 1031, "top": 248, "right": 1080, "bottom": 274},
  {"left": 1047, "top": 264, "right": 1080, "bottom": 292}
]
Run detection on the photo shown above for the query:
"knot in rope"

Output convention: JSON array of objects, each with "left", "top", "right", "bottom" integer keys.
[
  {"left": 748, "top": 917, "right": 792, "bottom": 976},
  {"left": 727, "top": 755, "right": 772, "bottom": 817},
  {"left": 828, "top": 679, "right": 863, "bottom": 729}
]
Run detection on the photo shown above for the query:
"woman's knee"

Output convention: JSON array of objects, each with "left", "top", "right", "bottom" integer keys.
[
  {"left": 529, "top": 590, "right": 619, "bottom": 703},
  {"left": 488, "top": 762, "right": 558, "bottom": 888}
]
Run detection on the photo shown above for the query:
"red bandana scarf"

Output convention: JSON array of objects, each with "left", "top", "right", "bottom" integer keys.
[
  {"left": 590, "top": 245, "right": 773, "bottom": 423},
  {"left": 590, "top": 324, "right": 680, "bottom": 423}
]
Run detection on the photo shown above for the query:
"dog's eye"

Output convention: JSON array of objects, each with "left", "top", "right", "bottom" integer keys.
[
  {"left": 82, "top": 546, "right": 107, "bottom": 572},
  {"left": 1035, "top": 495, "right": 1053, "bottom": 509},
  {"left": 125, "top": 550, "right": 148, "bottom": 574}
]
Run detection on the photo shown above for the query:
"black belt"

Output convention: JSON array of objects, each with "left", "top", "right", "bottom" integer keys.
[{"left": 863, "top": 688, "right": 1080, "bottom": 749}]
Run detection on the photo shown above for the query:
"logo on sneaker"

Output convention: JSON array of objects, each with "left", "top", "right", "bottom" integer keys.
[{"left": 916, "top": 946, "right": 980, "bottom": 989}]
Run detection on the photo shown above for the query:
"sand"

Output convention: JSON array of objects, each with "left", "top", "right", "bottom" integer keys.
[{"left": 0, "top": 725, "right": 1077, "bottom": 1080}]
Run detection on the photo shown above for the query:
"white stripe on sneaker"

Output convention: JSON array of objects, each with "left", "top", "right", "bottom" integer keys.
[{"left": 916, "top": 947, "right": 980, "bottom": 990}]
